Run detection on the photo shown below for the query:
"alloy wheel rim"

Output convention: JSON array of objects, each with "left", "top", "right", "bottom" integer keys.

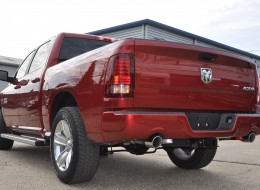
[{"left": 53, "top": 120, "right": 73, "bottom": 171}]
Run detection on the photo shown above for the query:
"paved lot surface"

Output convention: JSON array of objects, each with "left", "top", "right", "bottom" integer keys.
[{"left": 0, "top": 137, "right": 260, "bottom": 190}]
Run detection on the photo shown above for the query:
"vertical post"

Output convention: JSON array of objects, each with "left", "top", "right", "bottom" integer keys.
[
  {"left": 144, "top": 24, "right": 148, "bottom": 39},
  {"left": 194, "top": 38, "right": 197, "bottom": 45},
  {"left": 142, "top": 24, "right": 147, "bottom": 39}
]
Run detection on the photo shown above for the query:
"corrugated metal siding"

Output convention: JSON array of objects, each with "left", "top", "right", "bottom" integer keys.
[
  {"left": 93, "top": 24, "right": 259, "bottom": 67},
  {"left": 146, "top": 25, "right": 194, "bottom": 44},
  {"left": 98, "top": 26, "right": 143, "bottom": 39},
  {"left": 0, "top": 65, "right": 18, "bottom": 92},
  {"left": 196, "top": 41, "right": 254, "bottom": 60},
  {"left": 256, "top": 59, "right": 260, "bottom": 74},
  {"left": 146, "top": 26, "right": 255, "bottom": 61},
  {"left": 256, "top": 59, "right": 260, "bottom": 66},
  {"left": 196, "top": 41, "right": 228, "bottom": 51},
  {"left": 196, "top": 41, "right": 243, "bottom": 54}
]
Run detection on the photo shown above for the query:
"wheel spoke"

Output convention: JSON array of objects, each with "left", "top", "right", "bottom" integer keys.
[
  {"left": 54, "top": 133, "right": 67, "bottom": 147},
  {"left": 62, "top": 121, "right": 71, "bottom": 139},
  {"left": 65, "top": 150, "right": 72, "bottom": 170},
  {"left": 53, "top": 119, "right": 74, "bottom": 172},
  {"left": 56, "top": 149, "right": 69, "bottom": 167}
]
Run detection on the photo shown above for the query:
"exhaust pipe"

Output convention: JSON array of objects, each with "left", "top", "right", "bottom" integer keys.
[
  {"left": 145, "top": 136, "right": 163, "bottom": 148},
  {"left": 132, "top": 136, "right": 163, "bottom": 148},
  {"left": 242, "top": 132, "right": 256, "bottom": 143},
  {"left": 219, "top": 133, "right": 256, "bottom": 143}
]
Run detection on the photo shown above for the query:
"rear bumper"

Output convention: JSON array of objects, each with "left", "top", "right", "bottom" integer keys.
[{"left": 102, "top": 111, "right": 260, "bottom": 143}]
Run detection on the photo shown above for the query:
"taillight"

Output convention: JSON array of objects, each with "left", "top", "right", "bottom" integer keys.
[
  {"left": 95, "top": 36, "right": 117, "bottom": 42},
  {"left": 105, "top": 54, "right": 134, "bottom": 97}
]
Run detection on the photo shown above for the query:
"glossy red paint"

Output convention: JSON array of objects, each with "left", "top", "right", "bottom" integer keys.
[
  {"left": 102, "top": 111, "right": 260, "bottom": 142},
  {"left": 43, "top": 39, "right": 135, "bottom": 141},
  {"left": 1, "top": 33, "right": 259, "bottom": 144},
  {"left": 2, "top": 33, "right": 103, "bottom": 135},
  {"left": 134, "top": 40, "right": 257, "bottom": 112},
  {"left": 18, "top": 66, "right": 45, "bottom": 127},
  {"left": 0, "top": 84, "right": 20, "bottom": 126}
]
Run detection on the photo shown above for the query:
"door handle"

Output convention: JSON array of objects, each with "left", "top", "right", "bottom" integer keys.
[
  {"left": 14, "top": 85, "right": 21, "bottom": 89},
  {"left": 31, "top": 77, "right": 40, "bottom": 83}
]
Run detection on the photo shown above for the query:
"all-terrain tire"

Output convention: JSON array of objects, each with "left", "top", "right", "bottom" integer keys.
[
  {"left": 0, "top": 109, "right": 13, "bottom": 150},
  {"left": 50, "top": 107, "right": 100, "bottom": 184},
  {"left": 166, "top": 147, "right": 217, "bottom": 169}
]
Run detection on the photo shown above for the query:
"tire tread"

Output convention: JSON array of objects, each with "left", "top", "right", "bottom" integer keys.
[
  {"left": 50, "top": 107, "right": 100, "bottom": 184},
  {"left": 166, "top": 147, "right": 217, "bottom": 170}
]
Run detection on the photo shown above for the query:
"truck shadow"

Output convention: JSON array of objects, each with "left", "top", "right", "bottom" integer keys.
[{"left": 5, "top": 144, "right": 248, "bottom": 189}]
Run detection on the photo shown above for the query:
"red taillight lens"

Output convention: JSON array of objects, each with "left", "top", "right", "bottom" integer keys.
[
  {"left": 105, "top": 54, "right": 134, "bottom": 97},
  {"left": 113, "top": 58, "right": 131, "bottom": 85}
]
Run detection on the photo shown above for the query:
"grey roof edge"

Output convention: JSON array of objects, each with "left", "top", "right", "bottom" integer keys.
[
  {"left": 0, "top": 61, "right": 20, "bottom": 67},
  {"left": 87, "top": 19, "right": 260, "bottom": 60}
]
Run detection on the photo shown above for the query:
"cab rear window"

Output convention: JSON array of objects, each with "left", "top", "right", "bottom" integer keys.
[{"left": 58, "top": 37, "right": 111, "bottom": 63}]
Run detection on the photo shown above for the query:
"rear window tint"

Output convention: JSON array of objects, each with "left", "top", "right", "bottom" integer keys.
[{"left": 58, "top": 37, "right": 111, "bottom": 63}]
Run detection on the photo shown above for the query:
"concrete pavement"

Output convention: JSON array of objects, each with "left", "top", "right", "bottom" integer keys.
[{"left": 0, "top": 137, "right": 260, "bottom": 189}]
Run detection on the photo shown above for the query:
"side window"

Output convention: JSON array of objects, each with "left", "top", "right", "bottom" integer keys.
[
  {"left": 28, "top": 41, "right": 51, "bottom": 73},
  {"left": 16, "top": 51, "right": 36, "bottom": 79}
]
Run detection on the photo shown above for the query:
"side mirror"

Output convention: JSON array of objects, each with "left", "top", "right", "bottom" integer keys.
[{"left": 0, "top": 70, "right": 16, "bottom": 84}]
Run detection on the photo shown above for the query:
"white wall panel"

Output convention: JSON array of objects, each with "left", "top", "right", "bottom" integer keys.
[
  {"left": 98, "top": 26, "right": 143, "bottom": 39},
  {"left": 196, "top": 41, "right": 236, "bottom": 53},
  {"left": 255, "top": 59, "right": 260, "bottom": 66},
  {"left": 146, "top": 25, "right": 194, "bottom": 44},
  {"left": 256, "top": 59, "right": 260, "bottom": 74},
  {"left": 0, "top": 65, "right": 18, "bottom": 92}
]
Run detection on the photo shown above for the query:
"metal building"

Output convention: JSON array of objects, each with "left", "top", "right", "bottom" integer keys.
[
  {"left": 88, "top": 19, "right": 260, "bottom": 69},
  {"left": 0, "top": 55, "right": 22, "bottom": 91},
  {"left": 1, "top": 19, "right": 259, "bottom": 92}
]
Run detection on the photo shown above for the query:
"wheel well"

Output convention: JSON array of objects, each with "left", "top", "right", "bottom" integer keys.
[{"left": 51, "top": 92, "right": 78, "bottom": 125}]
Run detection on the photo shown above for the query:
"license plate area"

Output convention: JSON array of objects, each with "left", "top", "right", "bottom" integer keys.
[
  {"left": 187, "top": 113, "right": 221, "bottom": 130},
  {"left": 186, "top": 113, "right": 235, "bottom": 131}
]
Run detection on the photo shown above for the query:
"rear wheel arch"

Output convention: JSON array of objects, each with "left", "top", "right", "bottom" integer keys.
[{"left": 50, "top": 91, "right": 78, "bottom": 129}]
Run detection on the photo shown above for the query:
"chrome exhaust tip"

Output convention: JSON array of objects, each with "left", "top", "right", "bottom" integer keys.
[{"left": 145, "top": 136, "right": 163, "bottom": 148}]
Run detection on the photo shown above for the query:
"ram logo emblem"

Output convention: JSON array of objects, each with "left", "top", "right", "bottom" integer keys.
[{"left": 201, "top": 68, "right": 212, "bottom": 84}]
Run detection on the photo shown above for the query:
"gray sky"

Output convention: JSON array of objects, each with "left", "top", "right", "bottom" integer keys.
[{"left": 0, "top": 0, "right": 259, "bottom": 59}]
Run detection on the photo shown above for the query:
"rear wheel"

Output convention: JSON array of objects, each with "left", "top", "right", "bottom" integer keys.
[
  {"left": 0, "top": 109, "right": 13, "bottom": 150},
  {"left": 50, "top": 107, "right": 100, "bottom": 184},
  {"left": 165, "top": 147, "right": 217, "bottom": 169}
]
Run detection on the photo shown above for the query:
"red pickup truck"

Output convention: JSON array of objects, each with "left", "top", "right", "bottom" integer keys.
[{"left": 0, "top": 33, "right": 259, "bottom": 184}]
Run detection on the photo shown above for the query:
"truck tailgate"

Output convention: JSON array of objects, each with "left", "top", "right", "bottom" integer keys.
[{"left": 134, "top": 40, "right": 257, "bottom": 112}]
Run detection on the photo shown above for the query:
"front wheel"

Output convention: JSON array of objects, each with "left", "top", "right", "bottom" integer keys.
[
  {"left": 50, "top": 107, "right": 100, "bottom": 184},
  {"left": 165, "top": 147, "right": 217, "bottom": 169}
]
